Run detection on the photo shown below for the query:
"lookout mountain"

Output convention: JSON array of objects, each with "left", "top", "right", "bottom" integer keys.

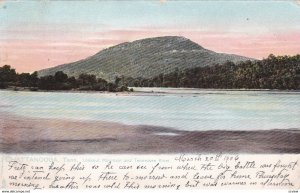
[{"left": 38, "top": 36, "right": 253, "bottom": 81}]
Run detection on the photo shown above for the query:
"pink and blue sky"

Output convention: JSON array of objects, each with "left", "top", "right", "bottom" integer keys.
[{"left": 0, "top": 0, "right": 300, "bottom": 73}]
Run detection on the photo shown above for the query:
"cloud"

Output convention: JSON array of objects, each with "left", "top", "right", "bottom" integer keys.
[
  {"left": 294, "top": 0, "right": 300, "bottom": 5},
  {"left": 160, "top": 0, "right": 166, "bottom": 5}
]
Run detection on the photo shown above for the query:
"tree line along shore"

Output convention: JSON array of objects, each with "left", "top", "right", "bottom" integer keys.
[
  {"left": 121, "top": 55, "right": 300, "bottom": 90},
  {"left": 0, "top": 54, "right": 299, "bottom": 92},
  {"left": 0, "top": 67, "right": 130, "bottom": 92}
]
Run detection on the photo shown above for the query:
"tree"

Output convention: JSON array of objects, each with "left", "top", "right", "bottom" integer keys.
[
  {"left": 0, "top": 65, "right": 17, "bottom": 88},
  {"left": 18, "top": 73, "right": 31, "bottom": 87},
  {"left": 78, "top": 73, "right": 97, "bottom": 87},
  {"left": 54, "top": 71, "right": 68, "bottom": 83},
  {"left": 0, "top": 65, "right": 17, "bottom": 82},
  {"left": 29, "top": 71, "right": 39, "bottom": 87}
]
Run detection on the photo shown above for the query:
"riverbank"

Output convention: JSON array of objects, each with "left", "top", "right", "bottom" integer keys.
[
  {"left": 1, "top": 112, "right": 299, "bottom": 154},
  {"left": 1, "top": 86, "right": 132, "bottom": 93},
  {"left": 2, "top": 87, "right": 300, "bottom": 97}
]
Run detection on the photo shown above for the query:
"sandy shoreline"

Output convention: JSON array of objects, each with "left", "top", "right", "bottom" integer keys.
[{"left": 0, "top": 112, "right": 299, "bottom": 154}]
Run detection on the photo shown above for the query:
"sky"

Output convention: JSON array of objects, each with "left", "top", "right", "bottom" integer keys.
[{"left": 0, "top": 1, "right": 300, "bottom": 73}]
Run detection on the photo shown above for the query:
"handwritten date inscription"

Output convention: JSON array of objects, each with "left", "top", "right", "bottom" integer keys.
[{"left": 2, "top": 154, "right": 299, "bottom": 190}]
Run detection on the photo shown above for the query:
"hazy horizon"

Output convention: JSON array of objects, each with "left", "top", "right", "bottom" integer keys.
[{"left": 1, "top": 1, "right": 300, "bottom": 73}]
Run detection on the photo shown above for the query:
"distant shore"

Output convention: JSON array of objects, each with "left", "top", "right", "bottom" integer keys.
[
  {"left": 1, "top": 87, "right": 300, "bottom": 96},
  {"left": 1, "top": 112, "right": 299, "bottom": 154}
]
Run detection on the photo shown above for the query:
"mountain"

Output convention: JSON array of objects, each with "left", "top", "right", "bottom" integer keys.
[{"left": 38, "top": 36, "right": 254, "bottom": 81}]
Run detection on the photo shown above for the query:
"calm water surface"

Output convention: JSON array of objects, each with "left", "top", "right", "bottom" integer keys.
[{"left": 0, "top": 89, "right": 299, "bottom": 131}]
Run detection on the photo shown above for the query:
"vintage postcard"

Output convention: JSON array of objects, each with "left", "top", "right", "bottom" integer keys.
[{"left": 0, "top": 0, "right": 299, "bottom": 192}]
